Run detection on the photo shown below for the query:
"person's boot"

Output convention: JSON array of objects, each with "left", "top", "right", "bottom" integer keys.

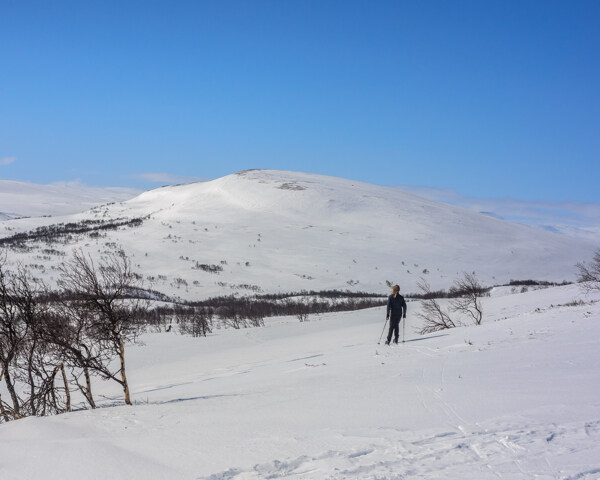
[{"left": 385, "top": 340, "right": 390, "bottom": 345}]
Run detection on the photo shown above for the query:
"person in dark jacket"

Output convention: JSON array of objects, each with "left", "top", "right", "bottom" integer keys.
[{"left": 386, "top": 285, "right": 407, "bottom": 344}]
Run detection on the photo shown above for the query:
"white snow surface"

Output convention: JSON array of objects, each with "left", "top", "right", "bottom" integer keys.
[
  {"left": 0, "top": 179, "right": 140, "bottom": 219},
  {"left": 1, "top": 284, "right": 599, "bottom": 479},
  {"left": 1, "top": 170, "right": 596, "bottom": 299},
  {"left": 397, "top": 185, "right": 600, "bottom": 242}
]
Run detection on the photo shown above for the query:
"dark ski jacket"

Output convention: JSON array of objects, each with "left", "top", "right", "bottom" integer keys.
[{"left": 387, "top": 294, "right": 407, "bottom": 319}]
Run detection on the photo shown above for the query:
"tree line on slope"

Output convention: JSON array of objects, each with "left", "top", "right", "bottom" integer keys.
[
  {"left": 0, "top": 216, "right": 147, "bottom": 250},
  {"left": 135, "top": 292, "right": 388, "bottom": 335}
]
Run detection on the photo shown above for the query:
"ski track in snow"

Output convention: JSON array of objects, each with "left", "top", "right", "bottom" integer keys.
[
  {"left": 201, "top": 419, "right": 600, "bottom": 479},
  {"left": 198, "top": 287, "right": 600, "bottom": 479}
]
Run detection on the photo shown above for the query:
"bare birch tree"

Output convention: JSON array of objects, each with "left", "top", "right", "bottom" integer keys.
[
  {"left": 39, "top": 307, "right": 105, "bottom": 409},
  {"left": 58, "top": 249, "right": 145, "bottom": 406},
  {"left": 0, "top": 261, "right": 27, "bottom": 420},
  {"left": 0, "top": 262, "right": 67, "bottom": 420},
  {"left": 178, "top": 307, "right": 213, "bottom": 337},
  {"left": 576, "top": 249, "right": 600, "bottom": 293}
]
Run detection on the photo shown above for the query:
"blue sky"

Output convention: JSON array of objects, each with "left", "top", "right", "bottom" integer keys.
[{"left": 1, "top": 0, "right": 599, "bottom": 202}]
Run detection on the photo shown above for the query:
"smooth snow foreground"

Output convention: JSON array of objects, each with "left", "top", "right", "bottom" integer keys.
[{"left": 1, "top": 284, "right": 599, "bottom": 480}]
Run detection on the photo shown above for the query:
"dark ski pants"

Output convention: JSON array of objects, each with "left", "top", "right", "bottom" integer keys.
[{"left": 387, "top": 315, "right": 402, "bottom": 343}]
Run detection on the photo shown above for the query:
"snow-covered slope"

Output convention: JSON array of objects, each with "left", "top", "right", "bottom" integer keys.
[
  {"left": 397, "top": 185, "right": 600, "bottom": 242},
  {"left": 1, "top": 170, "right": 596, "bottom": 299},
  {"left": 1, "top": 284, "right": 599, "bottom": 479},
  {"left": 0, "top": 179, "right": 140, "bottom": 218}
]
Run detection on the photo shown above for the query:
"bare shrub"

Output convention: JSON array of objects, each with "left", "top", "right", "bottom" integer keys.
[
  {"left": 416, "top": 279, "right": 456, "bottom": 334},
  {"left": 178, "top": 307, "right": 213, "bottom": 337},
  {"left": 576, "top": 249, "right": 600, "bottom": 293},
  {"left": 295, "top": 302, "right": 310, "bottom": 322},
  {"left": 449, "top": 272, "right": 485, "bottom": 326}
]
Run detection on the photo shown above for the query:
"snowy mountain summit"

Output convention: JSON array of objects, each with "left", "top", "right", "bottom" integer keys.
[{"left": 1, "top": 169, "right": 595, "bottom": 298}]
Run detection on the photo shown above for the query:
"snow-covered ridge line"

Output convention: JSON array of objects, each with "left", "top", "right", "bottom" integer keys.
[
  {"left": 398, "top": 184, "right": 600, "bottom": 241},
  {"left": 0, "top": 179, "right": 140, "bottom": 219},
  {"left": 1, "top": 169, "right": 596, "bottom": 300}
]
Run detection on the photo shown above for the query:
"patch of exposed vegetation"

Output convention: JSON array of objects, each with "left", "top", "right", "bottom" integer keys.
[{"left": 0, "top": 216, "right": 147, "bottom": 247}]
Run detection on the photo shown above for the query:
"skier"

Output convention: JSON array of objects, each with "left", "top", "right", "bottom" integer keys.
[{"left": 386, "top": 285, "right": 407, "bottom": 345}]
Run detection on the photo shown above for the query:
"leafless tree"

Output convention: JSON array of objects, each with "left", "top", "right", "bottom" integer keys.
[
  {"left": 9, "top": 269, "right": 59, "bottom": 417},
  {"left": 0, "top": 262, "right": 68, "bottom": 420},
  {"left": 0, "top": 262, "right": 31, "bottom": 420},
  {"left": 58, "top": 249, "right": 146, "bottom": 406},
  {"left": 178, "top": 307, "right": 213, "bottom": 337},
  {"left": 294, "top": 301, "right": 310, "bottom": 322},
  {"left": 416, "top": 278, "right": 456, "bottom": 334},
  {"left": 576, "top": 249, "right": 600, "bottom": 293},
  {"left": 450, "top": 272, "right": 486, "bottom": 326},
  {"left": 243, "top": 301, "right": 265, "bottom": 327},
  {"left": 0, "top": 281, "right": 22, "bottom": 420},
  {"left": 0, "top": 248, "right": 147, "bottom": 421},
  {"left": 219, "top": 301, "right": 247, "bottom": 329},
  {"left": 39, "top": 306, "right": 105, "bottom": 409}
]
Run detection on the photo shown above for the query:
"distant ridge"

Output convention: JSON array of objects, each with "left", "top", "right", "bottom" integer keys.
[{"left": 0, "top": 179, "right": 140, "bottom": 218}]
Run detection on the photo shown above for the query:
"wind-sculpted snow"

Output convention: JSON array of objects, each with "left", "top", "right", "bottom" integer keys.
[
  {"left": 1, "top": 284, "right": 599, "bottom": 479},
  {"left": 0, "top": 170, "right": 595, "bottom": 299}
]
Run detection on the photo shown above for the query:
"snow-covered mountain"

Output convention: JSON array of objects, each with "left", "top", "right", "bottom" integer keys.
[
  {"left": 1, "top": 170, "right": 600, "bottom": 479},
  {"left": 1, "top": 170, "right": 596, "bottom": 299},
  {"left": 0, "top": 179, "right": 140, "bottom": 219},
  {"left": 397, "top": 185, "right": 600, "bottom": 242}
]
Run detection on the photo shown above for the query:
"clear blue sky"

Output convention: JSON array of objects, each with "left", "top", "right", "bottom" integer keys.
[{"left": 1, "top": 0, "right": 599, "bottom": 202}]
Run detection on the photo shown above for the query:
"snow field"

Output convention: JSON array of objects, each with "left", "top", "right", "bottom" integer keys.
[
  {"left": 1, "top": 284, "right": 599, "bottom": 479},
  {"left": 0, "top": 179, "right": 139, "bottom": 219}
]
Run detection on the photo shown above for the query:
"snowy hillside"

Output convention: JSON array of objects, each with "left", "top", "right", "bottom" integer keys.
[
  {"left": 0, "top": 179, "right": 139, "bottom": 219},
  {"left": 1, "top": 170, "right": 596, "bottom": 299},
  {"left": 1, "top": 284, "right": 599, "bottom": 479}
]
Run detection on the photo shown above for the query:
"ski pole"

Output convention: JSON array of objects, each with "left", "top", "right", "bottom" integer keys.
[
  {"left": 378, "top": 317, "right": 389, "bottom": 344},
  {"left": 402, "top": 316, "right": 406, "bottom": 343}
]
